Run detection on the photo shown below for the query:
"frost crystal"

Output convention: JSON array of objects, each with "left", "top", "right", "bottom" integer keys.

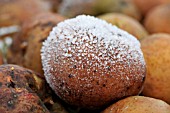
[{"left": 41, "top": 15, "right": 145, "bottom": 101}]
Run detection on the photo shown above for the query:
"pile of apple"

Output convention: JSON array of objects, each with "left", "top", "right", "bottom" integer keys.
[{"left": 0, "top": 0, "right": 170, "bottom": 113}]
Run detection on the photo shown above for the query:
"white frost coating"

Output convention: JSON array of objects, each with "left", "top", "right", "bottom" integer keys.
[{"left": 41, "top": 15, "right": 145, "bottom": 97}]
